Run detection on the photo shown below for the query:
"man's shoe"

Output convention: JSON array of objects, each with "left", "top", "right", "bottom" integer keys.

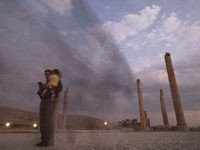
[
  {"left": 46, "top": 142, "right": 54, "bottom": 147},
  {"left": 35, "top": 141, "right": 46, "bottom": 147}
]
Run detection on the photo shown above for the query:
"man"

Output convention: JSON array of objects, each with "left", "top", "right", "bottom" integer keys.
[{"left": 36, "top": 69, "right": 62, "bottom": 147}]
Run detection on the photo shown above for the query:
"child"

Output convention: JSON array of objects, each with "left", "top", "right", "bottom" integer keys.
[
  {"left": 39, "top": 69, "right": 60, "bottom": 100},
  {"left": 47, "top": 69, "right": 59, "bottom": 99}
]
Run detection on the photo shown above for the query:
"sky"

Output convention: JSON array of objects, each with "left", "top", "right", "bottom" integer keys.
[{"left": 0, "top": 0, "right": 200, "bottom": 126}]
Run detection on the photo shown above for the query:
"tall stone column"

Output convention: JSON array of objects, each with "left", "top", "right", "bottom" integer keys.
[
  {"left": 165, "top": 52, "right": 189, "bottom": 131},
  {"left": 61, "top": 88, "right": 68, "bottom": 130},
  {"left": 137, "top": 79, "right": 146, "bottom": 128},
  {"left": 160, "top": 89, "right": 169, "bottom": 126}
]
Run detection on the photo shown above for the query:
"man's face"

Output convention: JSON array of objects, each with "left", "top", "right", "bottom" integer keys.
[{"left": 44, "top": 71, "right": 51, "bottom": 80}]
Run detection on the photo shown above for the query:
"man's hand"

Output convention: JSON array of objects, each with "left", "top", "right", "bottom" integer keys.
[{"left": 43, "top": 84, "right": 49, "bottom": 89}]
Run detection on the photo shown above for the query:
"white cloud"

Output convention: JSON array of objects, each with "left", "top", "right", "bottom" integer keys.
[
  {"left": 105, "top": 6, "right": 110, "bottom": 10},
  {"left": 44, "top": 0, "right": 73, "bottom": 15},
  {"left": 135, "top": 67, "right": 168, "bottom": 85},
  {"left": 177, "top": 22, "right": 200, "bottom": 51},
  {"left": 120, "top": 11, "right": 189, "bottom": 52},
  {"left": 103, "top": 5, "right": 161, "bottom": 43},
  {"left": 60, "top": 31, "right": 67, "bottom": 36},
  {"left": 162, "top": 12, "right": 181, "bottom": 33}
]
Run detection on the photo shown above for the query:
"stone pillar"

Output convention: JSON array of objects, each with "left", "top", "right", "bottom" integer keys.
[
  {"left": 144, "top": 111, "right": 150, "bottom": 127},
  {"left": 147, "top": 119, "right": 150, "bottom": 127},
  {"left": 54, "top": 96, "right": 60, "bottom": 129},
  {"left": 165, "top": 52, "right": 189, "bottom": 131},
  {"left": 160, "top": 89, "right": 169, "bottom": 126},
  {"left": 137, "top": 79, "right": 147, "bottom": 128},
  {"left": 61, "top": 88, "right": 68, "bottom": 130}
]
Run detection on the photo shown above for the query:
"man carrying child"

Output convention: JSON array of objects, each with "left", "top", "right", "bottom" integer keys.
[{"left": 36, "top": 69, "right": 62, "bottom": 147}]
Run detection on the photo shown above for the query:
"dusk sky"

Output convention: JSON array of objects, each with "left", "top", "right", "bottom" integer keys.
[{"left": 0, "top": 0, "right": 200, "bottom": 126}]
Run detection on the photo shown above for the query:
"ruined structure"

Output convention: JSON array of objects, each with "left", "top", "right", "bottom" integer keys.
[
  {"left": 160, "top": 89, "right": 169, "bottom": 126},
  {"left": 165, "top": 52, "right": 189, "bottom": 131},
  {"left": 120, "top": 119, "right": 140, "bottom": 129},
  {"left": 61, "top": 88, "right": 68, "bottom": 130},
  {"left": 144, "top": 111, "right": 150, "bottom": 127},
  {"left": 137, "top": 79, "right": 149, "bottom": 131}
]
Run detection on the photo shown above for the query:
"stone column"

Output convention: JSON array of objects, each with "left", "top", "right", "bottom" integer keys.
[
  {"left": 54, "top": 96, "right": 60, "bottom": 129},
  {"left": 165, "top": 52, "right": 189, "bottom": 131},
  {"left": 144, "top": 111, "right": 150, "bottom": 127},
  {"left": 61, "top": 88, "right": 68, "bottom": 130},
  {"left": 147, "top": 119, "right": 150, "bottom": 127},
  {"left": 137, "top": 79, "right": 146, "bottom": 128},
  {"left": 160, "top": 89, "right": 169, "bottom": 126}
]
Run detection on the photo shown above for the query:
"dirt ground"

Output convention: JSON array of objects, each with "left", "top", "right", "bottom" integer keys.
[{"left": 0, "top": 130, "right": 200, "bottom": 150}]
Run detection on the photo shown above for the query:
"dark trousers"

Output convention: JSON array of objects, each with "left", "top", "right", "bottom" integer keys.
[{"left": 39, "top": 98, "right": 56, "bottom": 144}]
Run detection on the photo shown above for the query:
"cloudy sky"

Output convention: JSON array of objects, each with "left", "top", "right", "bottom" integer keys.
[
  {"left": 0, "top": 0, "right": 200, "bottom": 126},
  {"left": 86, "top": 0, "right": 200, "bottom": 126}
]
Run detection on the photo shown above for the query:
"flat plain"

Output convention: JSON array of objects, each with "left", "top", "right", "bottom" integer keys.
[{"left": 0, "top": 131, "right": 200, "bottom": 150}]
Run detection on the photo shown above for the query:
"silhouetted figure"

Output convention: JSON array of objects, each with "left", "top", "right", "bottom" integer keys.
[{"left": 36, "top": 69, "right": 62, "bottom": 147}]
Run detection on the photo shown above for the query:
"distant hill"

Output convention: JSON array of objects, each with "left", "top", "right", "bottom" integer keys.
[
  {"left": 0, "top": 106, "right": 105, "bottom": 129},
  {"left": 0, "top": 106, "right": 38, "bottom": 125},
  {"left": 64, "top": 114, "right": 105, "bottom": 130}
]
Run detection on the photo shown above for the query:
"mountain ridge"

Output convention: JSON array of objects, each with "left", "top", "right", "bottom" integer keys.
[{"left": 0, "top": 106, "right": 105, "bottom": 129}]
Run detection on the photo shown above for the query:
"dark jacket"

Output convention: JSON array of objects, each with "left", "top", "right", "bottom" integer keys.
[
  {"left": 54, "top": 80, "right": 63, "bottom": 98},
  {"left": 37, "top": 80, "right": 63, "bottom": 99}
]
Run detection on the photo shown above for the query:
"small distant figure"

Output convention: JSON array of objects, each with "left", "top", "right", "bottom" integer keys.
[{"left": 36, "top": 69, "right": 62, "bottom": 147}]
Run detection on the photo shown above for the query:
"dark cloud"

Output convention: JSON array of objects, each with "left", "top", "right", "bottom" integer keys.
[{"left": 0, "top": 0, "right": 136, "bottom": 117}]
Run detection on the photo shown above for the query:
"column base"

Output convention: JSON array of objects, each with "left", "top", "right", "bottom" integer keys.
[
  {"left": 175, "top": 124, "right": 189, "bottom": 131},
  {"left": 136, "top": 126, "right": 150, "bottom": 132}
]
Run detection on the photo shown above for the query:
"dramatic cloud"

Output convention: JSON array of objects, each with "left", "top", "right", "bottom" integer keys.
[
  {"left": 44, "top": 0, "right": 73, "bottom": 15},
  {"left": 103, "top": 5, "right": 161, "bottom": 42},
  {"left": 100, "top": 2, "right": 200, "bottom": 126},
  {"left": 162, "top": 12, "right": 181, "bottom": 33},
  {"left": 1, "top": 0, "right": 200, "bottom": 126},
  {"left": 0, "top": 0, "right": 136, "bottom": 119}
]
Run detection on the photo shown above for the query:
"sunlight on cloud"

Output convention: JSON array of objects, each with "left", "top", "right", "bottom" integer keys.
[
  {"left": 60, "top": 31, "right": 67, "bottom": 36},
  {"left": 177, "top": 22, "right": 200, "bottom": 51},
  {"left": 162, "top": 12, "right": 181, "bottom": 33},
  {"left": 121, "top": 11, "right": 190, "bottom": 51},
  {"left": 103, "top": 5, "right": 161, "bottom": 43},
  {"left": 131, "top": 53, "right": 168, "bottom": 84},
  {"left": 137, "top": 68, "right": 168, "bottom": 85},
  {"left": 44, "top": 0, "right": 73, "bottom": 15},
  {"left": 105, "top": 6, "right": 110, "bottom": 10},
  {"left": 149, "top": 110, "right": 200, "bottom": 126},
  {"left": 179, "top": 111, "right": 200, "bottom": 126},
  {"left": 186, "top": 23, "right": 200, "bottom": 44}
]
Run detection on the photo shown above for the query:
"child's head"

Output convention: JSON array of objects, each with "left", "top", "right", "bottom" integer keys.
[{"left": 52, "top": 69, "right": 62, "bottom": 79}]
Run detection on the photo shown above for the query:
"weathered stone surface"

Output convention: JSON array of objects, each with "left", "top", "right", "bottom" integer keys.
[
  {"left": 61, "top": 88, "right": 69, "bottom": 130},
  {"left": 165, "top": 52, "right": 189, "bottom": 131},
  {"left": 160, "top": 89, "right": 169, "bottom": 126},
  {"left": 137, "top": 79, "right": 146, "bottom": 128}
]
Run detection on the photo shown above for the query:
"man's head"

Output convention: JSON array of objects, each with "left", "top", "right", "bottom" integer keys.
[{"left": 44, "top": 69, "right": 52, "bottom": 80}]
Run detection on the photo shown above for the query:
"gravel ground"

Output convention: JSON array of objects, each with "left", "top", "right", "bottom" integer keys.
[{"left": 0, "top": 131, "right": 200, "bottom": 150}]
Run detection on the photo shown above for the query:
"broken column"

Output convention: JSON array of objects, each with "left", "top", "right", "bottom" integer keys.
[
  {"left": 137, "top": 79, "right": 148, "bottom": 131},
  {"left": 165, "top": 52, "right": 189, "bottom": 131},
  {"left": 61, "top": 88, "right": 68, "bottom": 130},
  {"left": 160, "top": 89, "right": 169, "bottom": 126},
  {"left": 144, "top": 111, "right": 150, "bottom": 127},
  {"left": 54, "top": 96, "right": 60, "bottom": 129}
]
